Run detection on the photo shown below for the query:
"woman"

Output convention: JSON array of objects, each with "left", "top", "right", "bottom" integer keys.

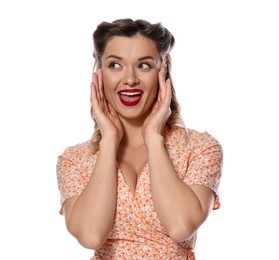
[{"left": 57, "top": 18, "right": 223, "bottom": 259}]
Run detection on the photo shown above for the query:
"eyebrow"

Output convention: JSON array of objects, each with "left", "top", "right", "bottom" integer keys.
[
  {"left": 138, "top": 56, "right": 155, "bottom": 61},
  {"left": 106, "top": 55, "right": 122, "bottom": 60},
  {"left": 106, "top": 55, "right": 155, "bottom": 61}
]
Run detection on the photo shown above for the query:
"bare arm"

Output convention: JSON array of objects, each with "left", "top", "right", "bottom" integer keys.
[
  {"left": 142, "top": 70, "right": 217, "bottom": 242},
  {"left": 63, "top": 70, "right": 123, "bottom": 250},
  {"left": 64, "top": 138, "right": 118, "bottom": 249},
  {"left": 146, "top": 135, "right": 215, "bottom": 242}
]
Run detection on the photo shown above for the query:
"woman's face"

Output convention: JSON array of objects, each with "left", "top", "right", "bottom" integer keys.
[{"left": 101, "top": 34, "right": 162, "bottom": 122}]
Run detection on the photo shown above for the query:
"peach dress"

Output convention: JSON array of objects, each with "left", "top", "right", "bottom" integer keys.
[{"left": 57, "top": 128, "right": 223, "bottom": 259}]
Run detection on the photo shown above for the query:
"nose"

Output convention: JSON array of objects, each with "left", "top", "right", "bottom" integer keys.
[{"left": 123, "top": 67, "right": 139, "bottom": 86}]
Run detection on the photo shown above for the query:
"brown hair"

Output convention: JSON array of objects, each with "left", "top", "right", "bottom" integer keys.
[{"left": 90, "top": 19, "right": 186, "bottom": 153}]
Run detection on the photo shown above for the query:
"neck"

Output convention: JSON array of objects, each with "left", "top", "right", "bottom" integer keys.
[{"left": 119, "top": 117, "right": 145, "bottom": 149}]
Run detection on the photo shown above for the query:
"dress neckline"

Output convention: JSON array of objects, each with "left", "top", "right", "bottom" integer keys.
[{"left": 117, "top": 162, "right": 148, "bottom": 197}]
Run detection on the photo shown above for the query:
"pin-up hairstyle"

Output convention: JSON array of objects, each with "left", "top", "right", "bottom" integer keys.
[{"left": 90, "top": 19, "right": 186, "bottom": 153}]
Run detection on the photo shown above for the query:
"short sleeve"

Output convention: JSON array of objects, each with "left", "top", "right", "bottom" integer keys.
[
  {"left": 184, "top": 139, "right": 223, "bottom": 210},
  {"left": 56, "top": 142, "right": 94, "bottom": 214}
]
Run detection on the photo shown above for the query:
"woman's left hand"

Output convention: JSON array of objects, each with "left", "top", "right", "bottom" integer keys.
[{"left": 142, "top": 68, "right": 172, "bottom": 143}]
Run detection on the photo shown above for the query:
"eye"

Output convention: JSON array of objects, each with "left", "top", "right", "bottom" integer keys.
[
  {"left": 108, "top": 62, "right": 122, "bottom": 69},
  {"left": 139, "top": 63, "right": 152, "bottom": 70}
]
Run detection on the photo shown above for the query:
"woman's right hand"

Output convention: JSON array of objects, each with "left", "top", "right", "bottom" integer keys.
[{"left": 91, "top": 69, "right": 123, "bottom": 147}]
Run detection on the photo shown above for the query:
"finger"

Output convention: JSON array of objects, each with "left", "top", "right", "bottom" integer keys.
[
  {"left": 93, "top": 72, "right": 101, "bottom": 103},
  {"left": 107, "top": 102, "right": 117, "bottom": 117},
  {"left": 90, "top": 82, "right": 93, "bottom": 111},
  {"left": 164, "top": 79, "right": 172, "bottom": 106},
  {"left": 150, "top": 100, "right": 159, "bottom": 115},
  {"left": 158, "top": 68, "right": 166, "bottom": 101},
  {"left": 91, "top": 80, "right": 96, "bottom": 103},
  {"left": 91, "top": 71, "right": 100, "bottom": 103},
  {"left": 97, "top": 69, "right": 104, "bottom": 101},
  {"left": 91, "top": 69, "right": 95, "bottom": 83},
  {"left": 102, "top": 98, "right": 111, "bottom": 116},
  {"left": 90, "top": 82, "right": 99, "bottom": 118},
  {"left": 96, "top": 69, "right": 108, "bottom": 113},
  {"left": 92, "top": 74, "right": 106, "bottom": 116},
  {"left": 90, "top": 84, "right": 97, "bottom": 119}
]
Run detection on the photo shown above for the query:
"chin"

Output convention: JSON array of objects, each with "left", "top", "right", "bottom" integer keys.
[{"left": 119, "top": 108, "right": 151, "bottom": 122}]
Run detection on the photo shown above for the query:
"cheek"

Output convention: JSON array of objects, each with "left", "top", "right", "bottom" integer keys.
[
  {"left": 148, "top": 75, "right": 159, "bottom": 96},
  {"left": 146, "top": 84, "right": 159, "bottom": 105},
  {"left": 102, "top": 70, "right": 120, "bottom": 89},
  {"left": 102, "top": 72, "right": 116, "bottom": 98},
  {"left": 143, "top": 71, "right": 158, "bottom": 85},
  {"left": 102, "top": 71, "right": 111, "bottom": 88}
]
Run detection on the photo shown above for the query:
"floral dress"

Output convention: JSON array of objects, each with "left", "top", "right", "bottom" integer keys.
[{"left": 57, "top": 128, "right": 223, "bottom": 259}]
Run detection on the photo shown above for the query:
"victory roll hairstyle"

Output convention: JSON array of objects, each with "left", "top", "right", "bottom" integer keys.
[{"left": 90, "top": 19, "right": 186, "bottom": 153}]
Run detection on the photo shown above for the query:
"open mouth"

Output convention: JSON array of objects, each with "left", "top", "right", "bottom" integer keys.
[{"left": 118, "top": 89, "right": 143, "bottom": 106}]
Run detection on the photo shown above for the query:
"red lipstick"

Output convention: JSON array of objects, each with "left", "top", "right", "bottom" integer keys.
[{"left": 118, "top": 89, "right": 143, "bottom": 107}]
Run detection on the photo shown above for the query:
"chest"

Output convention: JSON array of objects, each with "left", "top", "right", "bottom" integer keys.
[
  {"left": 117, "top": 149, "right": 147, "bottom": 195},
  {"left": 114, "top": 162, "right": 164, "bottom": 235}
]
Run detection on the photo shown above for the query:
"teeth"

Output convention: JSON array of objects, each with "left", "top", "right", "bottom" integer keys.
[{"left": 120, "top": 92, "right": 142, "bottom": 96}]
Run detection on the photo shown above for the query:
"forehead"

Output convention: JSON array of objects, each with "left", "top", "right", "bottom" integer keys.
[{"left": 103, "top": 35, "right": 160, "bottom": 58}]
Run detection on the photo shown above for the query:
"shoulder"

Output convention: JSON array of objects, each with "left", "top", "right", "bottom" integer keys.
[
  {"left": 186, "top": 129, "right": 223, "bottom": 163},
  {"left": 56, "top": 140, "right": 95, "bottom": 209},
  {"left": 57, "top": 140, "right": 97, "bottom": 168},
  {"left": 163, "top": 127, "right": 223, "bottom": 159},
  {"left": 164, "top": 127, "right": 221, "bottom": 147},
  {"left": 187, "top": 129, "right": 222, "bottom": 152},
  {"left": 60, "top": 140, "right": 91, "bottom": 157},
  {"left": 163, "top": 126, "right": 188, "bottom": 146}
]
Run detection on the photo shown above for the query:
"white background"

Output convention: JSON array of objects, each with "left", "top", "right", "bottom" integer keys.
[{"left": 0, "top": 0, "right": 278, "bottom": 259}]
